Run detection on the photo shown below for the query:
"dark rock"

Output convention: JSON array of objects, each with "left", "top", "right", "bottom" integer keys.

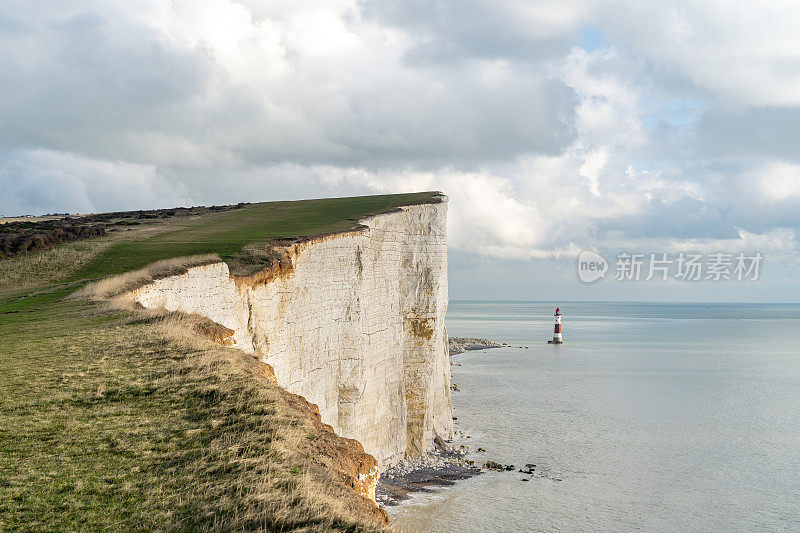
[
  {"left": 449, "top": 337, "right": 502, "bottom": 355},
  {"left": 484, "top": 461, "right": 503, "bottom": 471},
  {"left": 376, "top": 460, "right": 482, "bottom": 507}
]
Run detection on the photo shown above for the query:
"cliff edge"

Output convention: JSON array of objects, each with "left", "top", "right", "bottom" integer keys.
[{"left": 122, "top": 198, "right": 454, "bottom": 475}]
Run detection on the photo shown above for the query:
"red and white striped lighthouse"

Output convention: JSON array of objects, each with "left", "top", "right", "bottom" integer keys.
[{"left": 548, "top": 307, "right": 563, "bottom": 344}]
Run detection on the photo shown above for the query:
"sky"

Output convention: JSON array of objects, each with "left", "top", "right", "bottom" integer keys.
[{"left": 2, "top": 0, "right": 800, "bottom": 301}]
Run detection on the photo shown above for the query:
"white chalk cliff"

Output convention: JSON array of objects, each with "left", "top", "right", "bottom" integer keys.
[{"left": 123, "top": 200, "right": 453, "bottom": 470}]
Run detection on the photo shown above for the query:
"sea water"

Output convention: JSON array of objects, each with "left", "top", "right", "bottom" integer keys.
[{"left": 391, "top": 301, "right": 800, "bottom": 532}]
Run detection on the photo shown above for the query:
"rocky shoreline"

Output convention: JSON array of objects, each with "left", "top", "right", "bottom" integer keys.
[
  {"left": 376, "top": 443, "right": 480, "bottom": 507},
  {"left": 448, "top": 336, "right": 501, "bottom": 355}
]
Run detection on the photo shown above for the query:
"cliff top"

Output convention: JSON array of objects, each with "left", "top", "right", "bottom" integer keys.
[{"left": 72, "top": 190, "right": 445, "bottom": 282}]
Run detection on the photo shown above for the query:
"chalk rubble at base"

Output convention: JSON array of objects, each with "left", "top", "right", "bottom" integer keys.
[{"left": 448, "top": 337, "right": 502, "bottom": 355}]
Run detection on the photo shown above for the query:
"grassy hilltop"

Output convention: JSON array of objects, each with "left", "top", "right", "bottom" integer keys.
[{"left": 0, "top": 192, "right": 441, "bottom": 532}]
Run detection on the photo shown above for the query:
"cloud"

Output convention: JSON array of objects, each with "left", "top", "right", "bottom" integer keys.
[
  {"left": 0, "top": 149, "right": 188, "bottom": 215},
  {"left": 359, "top": 0, "right": 588, "bottom": 63},
  {"left": 696, "top": 107, "right": 800, "bottom": 162},
  {"left": 1, "top": 0, "right": 800, "bottom": 285},
  {"left": 0, "top": 1, "right": 208, "bottom": 161},
  {"left": 0, "top": 0, "right": 576, "bottom": 173},
  {"left": 591, "top": 0, "right": 800, "bottom": 107}
]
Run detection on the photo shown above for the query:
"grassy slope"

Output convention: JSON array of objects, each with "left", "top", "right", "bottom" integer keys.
[{"left": 0, "top": 192, "right": 440, "bottom": 531}]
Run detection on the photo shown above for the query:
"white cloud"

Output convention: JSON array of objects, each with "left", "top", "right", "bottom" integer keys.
[
  {"left": 754, "top": 161, "right": 800, "bottom": 202},
  {"left": 1, "top": 0, "right": 799, "bottom": 280},
  {"left": 591, "top": 0, "right": 800, "bottom": 107}
]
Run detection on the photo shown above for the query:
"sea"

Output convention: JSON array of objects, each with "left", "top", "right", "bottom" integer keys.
[{"left": 391, "top": 301, "right": 800, "bottom": 532}]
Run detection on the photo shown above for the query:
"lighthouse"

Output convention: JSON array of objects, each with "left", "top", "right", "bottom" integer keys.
[{"left": 548, "top": 307, "right": 563, "bottom": 344}]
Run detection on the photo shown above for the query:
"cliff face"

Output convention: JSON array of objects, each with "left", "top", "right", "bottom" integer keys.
[{"left": 124, "top": 201, "right": 453, "bottom": 470}]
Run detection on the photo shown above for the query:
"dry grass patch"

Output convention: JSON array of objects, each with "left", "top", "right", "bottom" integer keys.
[
  {"left": 134, "top": 311, "right": 390, "bottom": 530},
  {"left": 0, "top": 233, "right": 117, "bottom": 295},
  {"left": 74, "top": 254, "right": 222, "bottom": 301}
]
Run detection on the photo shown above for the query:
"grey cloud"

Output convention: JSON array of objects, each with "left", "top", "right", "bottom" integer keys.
[
  {"left": 592, "top": 165, "right": 800, "bottom": 244},
  {"left": 696, "top": 107, "right": 800, "bottom": 162},
  {"left": 596, "top": 197, "right": 738, "bottom": 240},
  {"left": 0, "top": 149, "right": 189, "bottom": 216},
  {"left": 330, "top": 75, "right": 577, "bottom": 167},
  {"left": 359, "top": 0, "right": 577, "bottom": 64},
  {"left": 0, "top": 4, "right": 208, "bottom": 159},
  {"left": 204, "top": 70, "right": 577, "bottom": 170},
  {"left": 0, "top": 1, "right": 577, "bottom": 174}
]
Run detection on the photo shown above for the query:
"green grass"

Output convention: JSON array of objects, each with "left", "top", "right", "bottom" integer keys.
[
  {"left": 70, "top": 192, "right": 442, "bottom": 282},
  {"left": 0, "top": 192, "right": 440, "bottom": 531}
]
